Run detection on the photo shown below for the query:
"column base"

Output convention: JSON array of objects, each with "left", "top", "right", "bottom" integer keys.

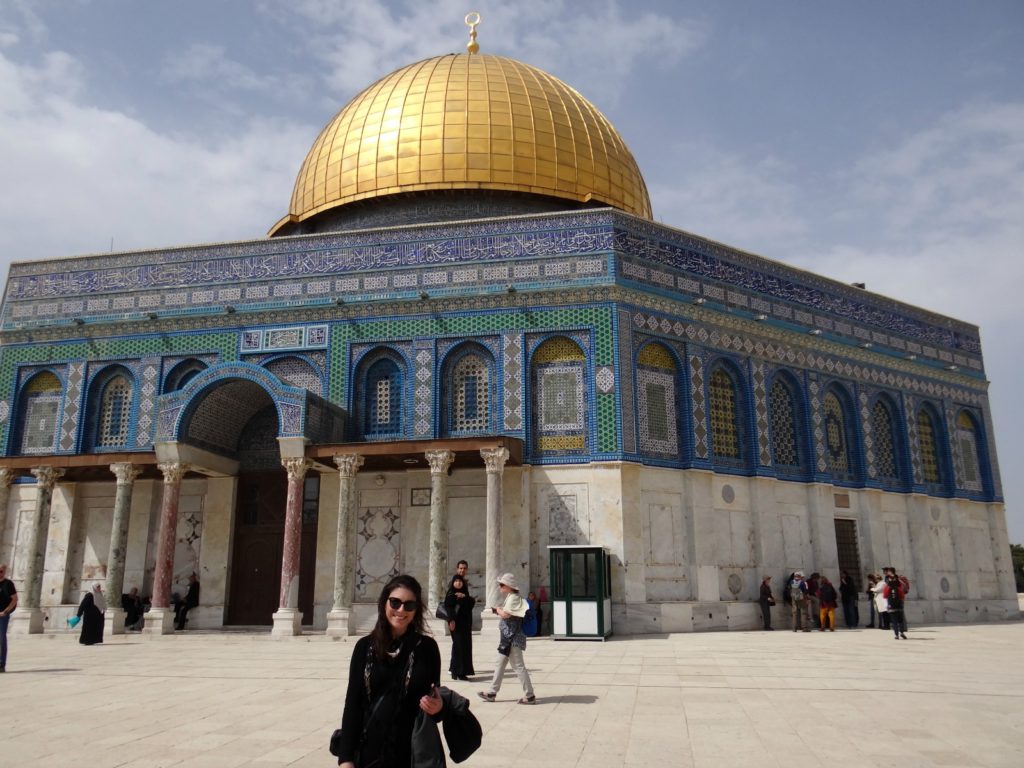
[
  {"left": 9, "top": 609, "right": 44, "bottom": 635},
  {"left": 105, "top": 607, "right": 126, "bottom": 636},
  {"left": 142, "top": 608, "right": 176, "bottom": 636},
  {"left": 271, "top": 608, "right": 302, "bottom": 637},
  {"left": 325, "top": 608, "right": 357, "bottom": 637}
]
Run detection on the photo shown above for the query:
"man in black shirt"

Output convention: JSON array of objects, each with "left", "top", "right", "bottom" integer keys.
[{"left": 0, "top": 564, "right": 18, "bottom": 672}]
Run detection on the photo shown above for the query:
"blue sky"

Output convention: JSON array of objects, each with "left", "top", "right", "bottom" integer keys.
[{"left": 2, "top": 0, "right": 1023, "bottom": 540}]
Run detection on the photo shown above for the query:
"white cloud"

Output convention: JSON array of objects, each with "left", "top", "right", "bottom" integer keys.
[
  {"left": 163, "top": 43, "right": 276, "bottom": 93},
  {"left": 0, "top": 46, "right": 315, "bottom": 270}
]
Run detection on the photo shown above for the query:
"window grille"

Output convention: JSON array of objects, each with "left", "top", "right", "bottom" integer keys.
[
  {"left": 872, "top": 400, "right": 899, "bottom": 480},
  {"left": 956, "top": 412, "right": 982, "bottom": 491},
  {"left": 917, "top": 408, "right": 942, "bottom": 485},
  {"left": 769, "top": 380, "right": 799, "bottom": 467},
  {"left": 98, "top": 376, "right": 132, "bottom": 447},
  {"left": 366, "top": 359, "right": 400, "bottom": 436},
  {"left": 823, "top": 391, "right": 850, "bottom": 475},
  {"left": 452, "top": 354, "right": 489, "bottom": 432},
  {"left": 709, "top": 368, "right": 740, "bottom": 460}
]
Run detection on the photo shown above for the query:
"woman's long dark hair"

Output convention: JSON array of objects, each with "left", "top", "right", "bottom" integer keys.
[{"left": 370, "top": 574, "right": 428, "bottom": 660}]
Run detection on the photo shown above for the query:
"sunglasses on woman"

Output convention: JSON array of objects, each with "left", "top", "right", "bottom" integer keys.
[{"left": 387, "top": 597, "right": 418, "bottom": 612}]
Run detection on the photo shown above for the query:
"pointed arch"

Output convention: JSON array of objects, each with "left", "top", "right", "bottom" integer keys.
[
  {"left": 767, "top": 370, "right": 807, "bottom": 477},
  {"left": 441, "top": 342, "right": 495, "bottom": 437},
  {"left": 871, "top": 394, "right": 904, "bottom": 485},
  {"left": 354, "top": 347, "right": 407, "bottom": 440},
  {"left": 85, "top": 365, "right": 136, "bottom": 450},
  {"left": 164, "top": 358, "right": 208, "bottom": 393},
  {"left": 823, "top": 383, "right": 861, "bottom": 483},
  {"left": 707, "top": 358, "right": 749, "bottom": 468},
  {"left": 636, "top": 341, "right": 681, "bottom": 459},
  {"left": 916, "top": 402, "right": 949, "bottom": 491},
  {"left": 530, "top": 335, "right": 587, "bottom": 458},
  {"left": 955, "top": 409, "right": 987, "bottom": 495},
  {"left": 14, "top": 370, "right": 63, "bottom": 455}
]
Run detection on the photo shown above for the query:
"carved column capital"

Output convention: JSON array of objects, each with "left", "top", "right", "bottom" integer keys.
[
  {"left": 110, "top": 463, "right": 142, "bottom": 486},
  {"left": 480, "top": 447, "right": 510, "bottom": 474},
  {"left": 333, "top": 454, "right": 365, "bottom": 478},
  {"left": 157, "top": 462, "right": 189, "bottom": 484},
  {"left": 425, "top": 449, "right": 455, "bottom": 475},
  {"left": 0, "top": 467, "right": 14, "bottom": 489},
  {"left": 30, "top": 466, "right": 65, "bottom": 490},
  {"left": 282, "top": 457, "right": 312, "bottom": 482}
]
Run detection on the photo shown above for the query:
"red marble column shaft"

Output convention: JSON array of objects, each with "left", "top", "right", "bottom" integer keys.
[
  {"left": 151, "top": 462, "right": 187, "bottom": 609},
  {"left": 279, "top": 459, "right": 310, "bottom": 610}
]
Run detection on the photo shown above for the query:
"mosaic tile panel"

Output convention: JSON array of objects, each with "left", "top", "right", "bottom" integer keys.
[
  {"left": 617, "top": 309, "right": 636, "bottom": 454},
  {"left": 955, "top": 411, "right": 983, "bottom": 492},
  {"left": 689, "top": 353, "right": 708, "bottom": 459},
  {"left": 413, "top": 341, "right": 434, "bottom": 437},
  {"left": 59, "top": 362, "right": 85, "bottom": 451},
  {"left": 502, "top": 332, "right": 523, "bottom": 432},
  {"left": 264, "top": 356, "right": 323, "bottom": 397},
  {"left": 595, "top": 366, "right": 615, "bottom": 394},
  {"left": 871, "top": 399, "right": 900, "bottom": 481},
  {"left": 637, "top": 367, "right": 678, "bottom": 455},
  {"left": 810, "top": 380, "right": 826, "bottom": 473},
  {"left": 708, "top": 368, "right": 740, "bottom": 460},
  {"left": 752, "top": 362, "right": 770, "bottom": 466},
  {"left": 904, "top": 394, "right": 922, "bottom": 485},
  {"left": 136, "top": 357, "right": 160, "bottom": 447},
  {"left": 860, "top": 390, "right": 875, "bottom": 479},
  {"left": 768, "top": 379, "right": 799, "bottom": 469},
  {"left": 597, "top": 394, "right": 617, "bottom": 454},
  {"left": 18, "top": 371, "right": 62, "bottom": 454}
]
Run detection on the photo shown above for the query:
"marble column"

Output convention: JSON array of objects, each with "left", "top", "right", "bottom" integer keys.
[
  {"left": 272, "top": 457, "right": 310, "bottom": 637},
  {"left": 481, "top": 447, "right": 509, "bottom": 612},
  {"left": 425, "top": 450, "right": 455, "bottom": 613},
  {"left": 11, "top": 466, "right": 64, "bottom": 634},
  {"left": 0, "top": 468, "right": 14, "bottom": 550},
  {"left": 326, "top": 454, "right": 363, "bottom": 636},
  {"left": 104, "top": 463, "right": 141, "bottom": 635},
  {"left": 145, "top": 462, "right": 188, "bottom": 635}
]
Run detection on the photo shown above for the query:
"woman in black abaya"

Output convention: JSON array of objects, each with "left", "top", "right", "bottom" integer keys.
[
  {"left": 77, "top": 584, "right": 106, "bottom": 645},
  {"left": 444, "top": 574, "right": 475, "bottom": 680}
]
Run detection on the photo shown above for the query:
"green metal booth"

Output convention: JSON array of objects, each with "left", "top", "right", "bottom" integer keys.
[{"left": 548, "top": 545, "right": 612, "bottom": 639}]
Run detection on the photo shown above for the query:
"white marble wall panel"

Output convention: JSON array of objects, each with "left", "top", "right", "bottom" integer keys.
[
  {"left": 195, "top": 477, "right": 234, "bottom": 627},
  {"left": 313, "top": 472, "right": 339, "bottom": 629},
  {"left": 169, "top": 480, "right": 205, "bottom": 602},
  {"left": 123, "top": 479, "right": 158, "bottom": 598},
  {"left": 49, "top": 483, "right": 87, "bottom": 604}
]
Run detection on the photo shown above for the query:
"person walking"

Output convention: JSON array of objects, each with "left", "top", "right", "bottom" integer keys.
[
  {"left": 76, "top": 583, "right": 106, "bottom": 645},
  {"left": 884, "top": 572, "right": 908, "bottom": 640},
  {"left": 444, "top": 560, "right": 475, "bottom": 680},
  {"left": 758, "top": 575, "right": 775, "bottom": 630},
  {"left": 478, "top": 573, "right": 536, "bottom": 704},
  {"left": 330, "top": 574, "right": 444, "bottom": 768},
  {"left": 788, "top": 571, "right": 811, "bottom": 632},
  {"left": 818, "top": 576, "right": 838, "bottom": 631},
  {"left": 0, "top": 564, "right": 17, "bottom": 672},
  {"left": 839, "top": 570, "right": 859, "bottom": 628}
]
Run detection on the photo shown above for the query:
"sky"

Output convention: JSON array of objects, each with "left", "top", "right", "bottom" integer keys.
[{"left": 1, "top": 0, "right": 1022, "bottom": 539}]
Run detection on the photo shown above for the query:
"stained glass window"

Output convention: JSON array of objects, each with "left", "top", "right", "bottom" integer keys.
[
  {"left": 871, "top": 400, "right": 899, "bottom": 481},
  {"left": 769, "top": 379, "right": 799, "bottom": 468},
  {"left": 366, "top": 358, "right": 401, "bottom": 436},
  {"left": 709, "top": 367, "right": 740, "bottom": 460},
  {"left": 451, "top": 353, "right": 489, "bottom": 432},
  {"left": 956, "top": 411, "right": 982, "bottom": 491},
  {"left": 917, "top": 408, "right": 943, "bottom": 485},
  {"left": 824, "top": 391, "right": 850, "bottom": 475},
  {"left": 19, "top": 372, "right": 62, "bottom": 454},
  {"left": 97, "top": 375, "right": 132, "bottom": 448}
]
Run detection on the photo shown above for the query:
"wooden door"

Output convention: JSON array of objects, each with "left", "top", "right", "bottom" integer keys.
[{"left": 227, "top": 473, "right": 286, "bottom": 625}]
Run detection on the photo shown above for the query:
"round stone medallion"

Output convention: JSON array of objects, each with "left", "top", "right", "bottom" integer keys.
[
  {"left": 721, "top": 484, "right": 735, "bottom": 504},
  {"left": 940, "top": 576, "right": 950, "bottom": 593}
]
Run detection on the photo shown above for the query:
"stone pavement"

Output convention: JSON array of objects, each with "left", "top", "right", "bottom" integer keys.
[{"left": 3, "top": 621, "right": 1024, "bottom": 768}]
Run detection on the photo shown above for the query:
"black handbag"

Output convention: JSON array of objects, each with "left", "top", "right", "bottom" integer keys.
[{"left": 435, "top": 602, "right": 450, "bottom": 621}]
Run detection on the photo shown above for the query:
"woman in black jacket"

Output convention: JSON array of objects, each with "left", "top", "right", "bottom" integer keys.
[
  {"left": 444, "top": 572, "right": 475, "bottom": 680},
  {"left": 333, "top": 575, "right": 443, "bottom": 768}
]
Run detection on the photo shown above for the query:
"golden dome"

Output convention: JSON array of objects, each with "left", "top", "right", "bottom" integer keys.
[{"left": 270, "top": 53, "right": 651, "bottom": 234}]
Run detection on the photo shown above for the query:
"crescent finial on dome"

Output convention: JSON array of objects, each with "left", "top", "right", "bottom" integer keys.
[{"left": 465, "top": 11, "right": 481, "bottom": 54}]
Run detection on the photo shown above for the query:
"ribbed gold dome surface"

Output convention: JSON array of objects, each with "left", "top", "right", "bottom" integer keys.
[{"left": 270, "top": 53, "right": 651, "bottom": 234}]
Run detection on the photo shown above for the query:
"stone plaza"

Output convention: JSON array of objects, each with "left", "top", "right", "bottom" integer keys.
[{"left": 3, "top": 619, "right": 1023, "bottom": 767}]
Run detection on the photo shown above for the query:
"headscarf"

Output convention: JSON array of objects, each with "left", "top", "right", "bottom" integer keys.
[{"left": 91, "top": 583, "right": 107, "bottom": 613}]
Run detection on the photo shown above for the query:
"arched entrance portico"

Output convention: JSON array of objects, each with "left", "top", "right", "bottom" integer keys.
[{"left": 153, "top": 365, "right": 324, "bottom": 631}]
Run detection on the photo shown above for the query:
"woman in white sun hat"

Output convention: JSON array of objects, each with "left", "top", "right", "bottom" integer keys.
[{"left": 477, "top": 572, "right": 536, "bottom": 704}]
